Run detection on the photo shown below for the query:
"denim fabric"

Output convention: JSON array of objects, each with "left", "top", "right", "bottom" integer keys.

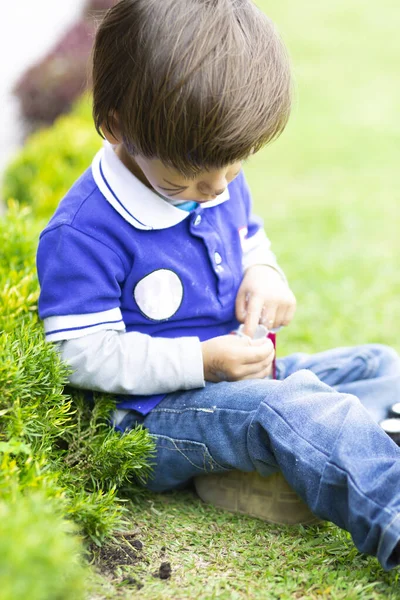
[{"left": 118, "top": 344, "right": 400, "bottom": 570}]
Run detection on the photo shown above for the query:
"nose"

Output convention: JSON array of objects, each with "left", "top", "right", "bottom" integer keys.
[{"left": 197, "top": 177, "right": 227, "bottom": 197}]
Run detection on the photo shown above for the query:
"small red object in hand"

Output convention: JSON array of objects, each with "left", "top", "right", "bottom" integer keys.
[{"left": 268, "top": 332, "right": 277, "bottom": 379}]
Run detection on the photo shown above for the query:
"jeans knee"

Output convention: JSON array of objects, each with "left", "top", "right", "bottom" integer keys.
[
  {"left": 254, "top": 370, "right": 362, "bottom": 460},
  {"left": 283, "top": 367, "right": 330, "bottom": 388},
  {"left": 371, "top": 344, "right": 399, "bottom": 362},
  {"left": 364, "top": 344, "right": 400, "bottom": 374},
  {"left": 271, "top": 368, "right": 350, "bottom": 406}
]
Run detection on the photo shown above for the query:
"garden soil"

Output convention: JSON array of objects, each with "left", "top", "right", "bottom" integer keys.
[{"left": 90, "top": 533, "right": 172, "bottom": 591}]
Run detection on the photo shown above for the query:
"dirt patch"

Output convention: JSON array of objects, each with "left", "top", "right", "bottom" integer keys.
[
  {"left": 155, "top": 561, "right": 172, "bottom": 580},
  {"left": 89, "top": 535, "right": 172, "bottom": 590},
  {"left": 89, "top": 535, "right": 146, "bottom": 576},
  {"left": 132, "top": 539, "right": 143, "bottom": 551}
]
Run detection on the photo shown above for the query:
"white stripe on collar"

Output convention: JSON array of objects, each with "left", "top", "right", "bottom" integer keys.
[{"left": 91, "top": 142, "right": 230, "bottom": 230}]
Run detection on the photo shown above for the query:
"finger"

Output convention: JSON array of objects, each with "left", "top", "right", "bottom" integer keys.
[
  {"left": 260, "top": 303, "right": 278, "bottom": 330},
  {"left": 243, "top": 294, "right": 264, "bottom": 338},
  {"left": 235, "top": 288, "right": 248, "bottom": 323},
  {"left": 274, "top": 304, "right": 289, "bottom": 328},
  {"left": 241, "top": 363, "right": 273, "bottom": 380},
  {"left": 246, "top": 354, "right": 275, "bottom": 376},
  {"left": 242, "top": 338, "right": 275, "bottom": 364},
  {"left": 282, "top": 302, "right": 297, "bottom": 326},
  {"left": 233, "top": 345, "right": 275, "bottom": 378}
]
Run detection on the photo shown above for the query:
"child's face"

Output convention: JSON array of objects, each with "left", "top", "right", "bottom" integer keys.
[{"left": 121, "top": 146, "right": 243, "bottom": 203}]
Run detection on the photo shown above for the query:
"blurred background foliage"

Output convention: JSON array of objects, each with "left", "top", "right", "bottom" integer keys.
[
  {"left": 3, "top": 99, "right": 100, "bottom": 217},
  {"left": 13, "top": 0, "right": 117, "bottom": 131}
]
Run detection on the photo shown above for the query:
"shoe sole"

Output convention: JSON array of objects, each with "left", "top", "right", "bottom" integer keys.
[{"left": 194, "top": 471, "right": 321, "bottom": 526}]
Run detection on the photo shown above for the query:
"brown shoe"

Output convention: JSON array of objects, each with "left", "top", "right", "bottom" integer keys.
[{"left": 194, "top": 470, "right": 321, "bottom": 526}]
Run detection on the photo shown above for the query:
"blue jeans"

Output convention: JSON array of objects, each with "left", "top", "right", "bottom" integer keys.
[{"left": 118, "top": 344, "right": 400, "bottom": 570}]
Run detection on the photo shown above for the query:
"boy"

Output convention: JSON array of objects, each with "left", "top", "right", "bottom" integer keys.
[{"left": 37, "top": 0, "right": 400, "bottom": 569}]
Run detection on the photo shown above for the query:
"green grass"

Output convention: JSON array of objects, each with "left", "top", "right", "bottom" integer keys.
[
  {"left": 86, "top": 0, "right": 400, "bottom": 597},
  {"left": 88, "top": 492, "right": 400, "bottom": 599},
  {"left": 249, "top": 0, "right": 400, "bottom": 357}
]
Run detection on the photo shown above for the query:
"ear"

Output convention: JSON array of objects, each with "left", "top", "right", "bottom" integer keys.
[{"left": 101, "top": 113, "right": 122, "bottom": 144}]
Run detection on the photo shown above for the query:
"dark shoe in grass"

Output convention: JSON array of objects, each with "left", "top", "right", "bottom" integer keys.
[{"left": 194, "top": 471, "right": 321, "bottom": 526}]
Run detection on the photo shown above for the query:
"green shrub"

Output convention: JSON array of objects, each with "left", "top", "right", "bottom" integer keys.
[
  {"left": 0, "top": 204, "right": 155, "bottom": 547},
  {"left": 1, "top": 103, "right": 156, "bottom": 593},
  {"left": 0, "top": 443, "right": 85, "bottom": 600},
  {"left": 3, "top": 97, "right": 101, "bottom": 219},
  {"left": 0, "top": 490, "right": 86, "bottom": 600}
]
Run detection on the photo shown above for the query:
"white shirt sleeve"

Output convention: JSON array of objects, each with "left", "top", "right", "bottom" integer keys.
[
  {"left": 56, "top": 329, "right": 205, "bottom": 395},
  {"left": 242, "top": 228, "right": 288, "bottom": 284}
]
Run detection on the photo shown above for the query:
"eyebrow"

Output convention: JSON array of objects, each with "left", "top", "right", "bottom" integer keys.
[{"left": 160, "top": 169, "right": 242, "bottom": 190}]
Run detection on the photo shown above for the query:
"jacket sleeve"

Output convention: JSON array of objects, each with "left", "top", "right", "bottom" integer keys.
[
  {"left": 37, "top": 224, "right": 127, "bottom": 341},
  {"left": 57, "top": 329, "right": 205, "bottom": 395},
  {"left": 38, "top": 223, "right": 205, "bottom": 395}
]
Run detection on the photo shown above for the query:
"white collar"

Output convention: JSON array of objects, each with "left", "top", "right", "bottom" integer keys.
[{"left": 91, "top": 142, "right": 230, "bottom": 230}]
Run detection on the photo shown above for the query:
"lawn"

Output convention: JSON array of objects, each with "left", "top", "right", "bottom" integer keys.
[{"left": 88, "top": 0, "right": 400, "bottom": 598}]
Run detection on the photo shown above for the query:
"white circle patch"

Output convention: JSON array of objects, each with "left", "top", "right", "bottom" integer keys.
[{"left": 134, "top": 269, "right": 183, "bottom": 321}]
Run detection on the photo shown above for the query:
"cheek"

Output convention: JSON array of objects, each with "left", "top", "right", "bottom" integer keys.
[
  {"left": 142, "top": 171, "right": 171, "bottom": 194},
  {"left": 134, "top": 158, "right": 164, "bottom": 183},
  {"left": 229, "top": 165, "right": 243, "bottom": 181},
  {"left": 142, "top": 169, "right": 162, "bottom": 187}
]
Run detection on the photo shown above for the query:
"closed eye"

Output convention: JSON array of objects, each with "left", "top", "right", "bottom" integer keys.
[
  {"left": 158, "top": 180, "right": 189, "bottom": 197},
  {"left": 158, "top": 186, "right": 186, "bottom": 192},
  {"left": 159, "top": 179, "right": 189, "bottom": 192}
]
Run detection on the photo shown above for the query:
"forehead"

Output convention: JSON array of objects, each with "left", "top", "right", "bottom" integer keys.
[{"left": 142, "top": 156, "right": 241, "bottom": 180}]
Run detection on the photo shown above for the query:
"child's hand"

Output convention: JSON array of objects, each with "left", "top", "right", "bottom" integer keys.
[
  {"left": 201, "top": 335, "right": 275, "bottom": 382},
  {"left": 235, "top": 265, "right": 296, "bottom": 338}
]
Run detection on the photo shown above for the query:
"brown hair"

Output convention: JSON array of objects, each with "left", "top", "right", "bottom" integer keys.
[{"left": 92, "top": 0, "right": 292, "bottom": 177}]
